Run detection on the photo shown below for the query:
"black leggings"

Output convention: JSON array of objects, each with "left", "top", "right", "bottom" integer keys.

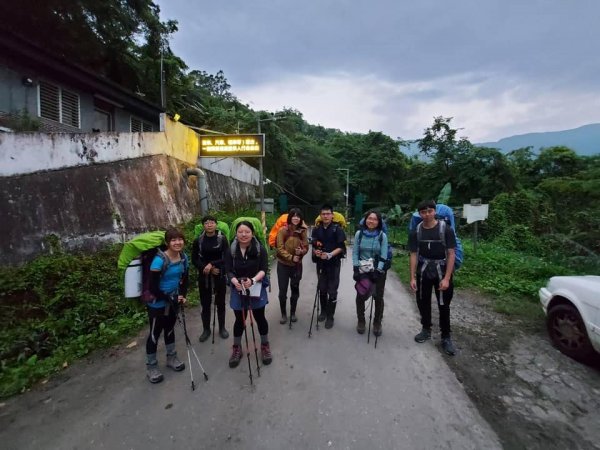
[
  {"left": 233, "top": 307, "right": 268, "bottom": 337},
  {"left": 146, "top": 305, "right": 177, "bottom": 355}
]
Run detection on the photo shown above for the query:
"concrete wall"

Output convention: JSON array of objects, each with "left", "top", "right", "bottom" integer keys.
[{"left": 0, "top": 117, "right": 259, "bottom": 265}]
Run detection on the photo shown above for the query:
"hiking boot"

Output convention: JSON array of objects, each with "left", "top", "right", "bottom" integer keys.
[
  {"left": 441, "top": 337, "right": 456, "bottom": 356},
  {"left": 146, "top": 364, "right": 164, "bottom": 384},
  {"left": 414, "top": 328, "right": 431, "bottom": 343},
  {"left": 166, "top": 354, "right": 185, "bottom": 371},
  {"left": 318, "top": 312, "right": 327, "bottom": 322},
  {"left": 280, "top": 314, "right": 288, "bottom": 324},
  {"left": 357, "top": 319, "right": 366, "bottom": 334},
  {"left": 325, "top": 316, "right": 334, "bottom": 329},
  {"left": 373, "top": 322, "right": 382, "bottom": 337},
  {"left": 229, "top": 345, "right": 242, "bottom": 368},
  {"left": 290, "top": 314, "right": 297, "bottom": 323},
  {"left": 261, "top": 343, "right": 272, "bottom": 365},
  {"left": 219, "top": 328, "right": 229, "bottom": 339},
  {"left": 198, "top": 329, "right": 211, "bottom": 342}
]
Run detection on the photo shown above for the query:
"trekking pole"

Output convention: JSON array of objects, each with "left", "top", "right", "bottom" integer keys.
[
  {"left": 210, "top": 275, "right": 217, "bottom": 344},
  {"left": 177, "top": 303, "right": 209, "bottom": 390},
  {"left": 245, "top": 293, "right": 261, "bottom": 377},
  {"left": 308, "top": 266, "right": 321, "bottom": 338},
  {"left": 240, "top": 290, "right": 254, "bottom": 385},
  {"left": 366, "top": 295, "right": 374, "bottom": 345}
]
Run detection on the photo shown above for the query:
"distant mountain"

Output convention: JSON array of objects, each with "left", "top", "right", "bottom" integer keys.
[{"left": 478, "top": 123, "right": 600, "bottom": 156}]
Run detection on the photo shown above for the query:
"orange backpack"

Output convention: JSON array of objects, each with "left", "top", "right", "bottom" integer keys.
[{"left": 268, "top": 214, "right": 289, "bottom": 248}]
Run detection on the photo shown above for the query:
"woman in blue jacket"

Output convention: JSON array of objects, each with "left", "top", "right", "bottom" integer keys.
[{"left": 352, "top": 210, "right": 389, "bottom": 336}]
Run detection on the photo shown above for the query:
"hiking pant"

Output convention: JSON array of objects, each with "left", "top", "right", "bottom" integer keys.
[
  {"left": 415, "top": 272, "right": 454, "bottom": 338},
  {"left": 232, "top": 307, "right": 268, "bottom": 338},
  {"left": 277, "top": 262, "right": 302, "bottom": 316},
  {"left": 317, "top": 260, "right": 341, "bottom": 317},
  {"left": 355, "top": 270, "right": 387, "bottom": 324},
  {"left": 146, "top": 305, "right": 177, "bottom": 355},
  {"left": 198, "top": 274, "right": 227, "bottom": 331}
]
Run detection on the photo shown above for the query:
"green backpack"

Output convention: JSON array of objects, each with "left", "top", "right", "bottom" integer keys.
[
  {"left": 194, "top": 220, "right": 230, "bottom": 239},
  {"left": 229, "top": 216, "right": 266, "bottom": 248}
]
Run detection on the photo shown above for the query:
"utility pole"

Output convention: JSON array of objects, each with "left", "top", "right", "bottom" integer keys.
[
  {"left": 256, "top": 114, "right": 287, "bottom": 233},
  {"left": 336, "top": 168, "right": 350, "bottom": 219}
]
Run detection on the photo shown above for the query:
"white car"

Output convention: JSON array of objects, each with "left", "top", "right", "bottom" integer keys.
[{"left": 539, "top": 275, "right": 600, "bottom": 362}]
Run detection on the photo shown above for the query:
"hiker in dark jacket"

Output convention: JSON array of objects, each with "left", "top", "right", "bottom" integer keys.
[
  {"left": 192, "top": 215, "right": 230, "bottom": 342},
  {"left": 352, "top": 210, "right": 389, "bottom": 336},
  {"left": 146, "top": 227, "right": 188, "bottom": 384},
  {"left": 311, "top": 204, "right": 346, "bottom": 329},
  {"left": 226, "top": 221, "right": 272, "bottom": 368},
  {"left": 408, "top": 200, "right": 457, "bottom": 356},
  {"left": 276, "top": 208, "right": 309, "bottom": 324}
]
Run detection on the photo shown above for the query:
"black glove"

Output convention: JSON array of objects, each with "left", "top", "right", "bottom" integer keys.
[{"left": 353, "top": 267, "right": 360, "bottom": 281}]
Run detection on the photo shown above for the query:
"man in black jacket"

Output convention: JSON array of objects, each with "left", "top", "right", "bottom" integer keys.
[
  {"left": 192, "top": 215, "right": 230, "bottom": 342},
  {"left": 311, "top": 204, "right": 346, "bottom": 329}
]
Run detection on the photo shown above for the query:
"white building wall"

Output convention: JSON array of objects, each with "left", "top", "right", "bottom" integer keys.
[{"left": 0, "top": 116, "right": 259, "bottom": 185}]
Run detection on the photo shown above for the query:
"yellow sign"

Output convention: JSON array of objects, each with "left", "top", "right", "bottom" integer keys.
[{"left": 199, "top": 134, "right": 264, "bottom": 157}]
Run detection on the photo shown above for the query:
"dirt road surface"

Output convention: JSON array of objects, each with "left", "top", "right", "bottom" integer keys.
[{"left": 0, "top": 255, "right": 501, "bottom": 450}]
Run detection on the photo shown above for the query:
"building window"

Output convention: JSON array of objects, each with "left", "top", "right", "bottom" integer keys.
[
  {"left": 130, "top": 116, "right": 153, "bottom": 132},
  {"left": 38, "top": 81, "right": 80, "bottom": 128},
  {"left": 93, "top": 109, "right": 113, "bottom": 132}
]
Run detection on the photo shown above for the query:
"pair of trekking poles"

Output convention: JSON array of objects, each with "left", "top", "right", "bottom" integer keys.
[
  {"left": 308, "top": 266, "right": 323, "bottom": 338},
  {"left": 240, "top": 280, "right": 261, "bottom": 385},
  {"left": 172, "top": 297, "right": 209, "bottom": 391},
  {"left": 365, "top": 293, "right": 379, "bottom": 348},
  {"left": 308, "top": 267, "right": 380, "bottom": 348}
]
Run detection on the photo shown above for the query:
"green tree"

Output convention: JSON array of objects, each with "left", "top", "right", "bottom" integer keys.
[{"left": 534, "top": 146, "right": 582, "bottom": 179}]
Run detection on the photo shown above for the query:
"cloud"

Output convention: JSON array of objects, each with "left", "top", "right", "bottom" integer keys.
[
  {"left": 237, "top": 72, "right": 600, "bottom": 142},
  {"left": 158, "top": 0, "right": 600, "bottom": 141}
]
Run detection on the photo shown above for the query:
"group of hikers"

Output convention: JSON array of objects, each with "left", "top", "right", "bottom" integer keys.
[{"left": 143, "top": 200, "right": 457, "bottom": 384}]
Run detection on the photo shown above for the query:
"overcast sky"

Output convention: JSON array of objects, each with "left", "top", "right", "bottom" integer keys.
[{"left": 156, "top": 0, "right": 600, "bottom": 142}]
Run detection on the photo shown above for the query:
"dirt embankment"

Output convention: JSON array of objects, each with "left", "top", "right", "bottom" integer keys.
[{"left": 445, "top": 290, "right": 600, "bottom": 450}]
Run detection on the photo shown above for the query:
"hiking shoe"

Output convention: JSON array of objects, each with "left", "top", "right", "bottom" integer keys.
[
  {"left": 290, "top": 314, "right": 298, "bottom": 323},
  {"left": 261, "top": 343, "right": 272, "bottom": 365},
  {"left": 317, "top": 312, "right": 327, "bottom": 322},
  {"left": 441, "top": 337, "right": 456, "bottom": 356},
  {"left": 414, "top": 328, "right": 431, "bottom": 343},
  {"left": 325, "top": 316, "right": 334, "bottom": 329},
  {"left": 146, "top": 365, "right": 164, "bottom": 383},
  {"left": 229, "top": 345, "right": 242, "bottom": 368},
  {"left": 357, "top": 319, "right": 366, "bottom": 334},
  {"left": 280, "top": 315, "right": 288, "bottom": 324},
  {"left": 166, "top": 354, "right": 185, "bottom": 371},
  {"left": 198, "top": 329, "right": 211, "bottom": 342},
  {"left": 219, "top": 328, "right": 230, "bottom": 339},
  {"left": 373, "top": 322, "right": 382, "bottom": 337}
]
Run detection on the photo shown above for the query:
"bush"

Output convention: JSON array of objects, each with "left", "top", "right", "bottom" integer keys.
[{"left": 0, "top": 246, "right": 146, "bottom": 397}]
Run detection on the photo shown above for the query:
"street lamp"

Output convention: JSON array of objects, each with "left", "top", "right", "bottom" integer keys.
[
  {"left": 257, "top": 114, "right": 286, "bottom": 232},
  {"left": 336, "top": 168, "right": 349, "bottom": 219}
]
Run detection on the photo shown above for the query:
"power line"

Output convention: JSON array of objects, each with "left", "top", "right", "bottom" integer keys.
[{"left": 266, "top": 179, "right": 312, "bottom": 206}]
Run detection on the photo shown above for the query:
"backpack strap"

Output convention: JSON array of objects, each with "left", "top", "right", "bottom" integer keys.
[
  {"left": 156, "top": 248, "right": 169, "bottom": 275},
  {"left": 439, "top": 220, "right": 447, "bottom": 249}
]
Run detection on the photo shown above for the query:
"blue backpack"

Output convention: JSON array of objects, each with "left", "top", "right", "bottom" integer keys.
[
  {"left": 357, "top": 218, "right": 393, "bottom": 271},
  {"left": 408, "top": 204, "right": 464, "bottom": 270}
]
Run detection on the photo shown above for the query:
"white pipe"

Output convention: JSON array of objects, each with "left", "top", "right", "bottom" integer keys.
[{"left": 185, "top": 167, "right": 208, "bottom": 215}]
